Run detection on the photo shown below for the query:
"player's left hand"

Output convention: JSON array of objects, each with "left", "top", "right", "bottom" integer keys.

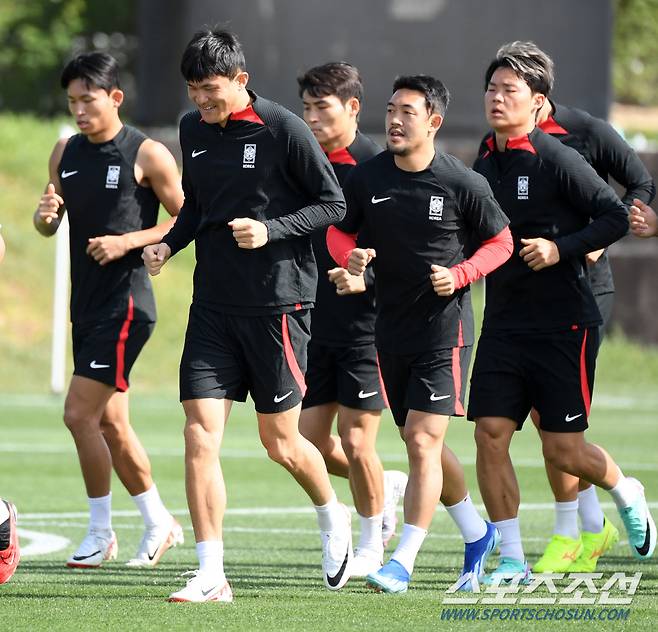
[
  {"left": 86, "top": 235, "right": 129, "bottom": 265},
  {"left": 519, "top": 238, "right": 560, "bottom": 271},
  {"left": 629, "top": 199, "right": 658, "bottom": 238},
  {"left": 430, "top": 264, "right": 455, "bottom": 296},
  {"left": 327, "top": 267, "right": 366, "bottom": 295},
  {"left": 228, "top": 218, "right": 268, "bottom": 249}
]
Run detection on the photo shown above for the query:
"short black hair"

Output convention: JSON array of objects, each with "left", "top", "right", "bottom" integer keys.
[
  {"left": 297, "top": 62, "right": 363, "bottom": 103},
  {"left": 60, "top": 52, "right": 120, "bottom": 92},
  {"left": 484, "top": 41, "right": 554, "bottom": 96},
  {"left": 392, "top": 75, "right": 449, "bottom": 116},
  {"left": 181, "top": 27, "right": 246, "bottom": 82}
]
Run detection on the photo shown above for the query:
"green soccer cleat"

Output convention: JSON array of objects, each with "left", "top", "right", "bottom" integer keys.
[
  {"left": 482, "top": 557, "right": 531, "bottom": 586},
  {"left": 533, "top": 534, "right": 583, "bottom": 573},
  {"left": 567, "top": 517, "right": 619, "bottom": 572}
]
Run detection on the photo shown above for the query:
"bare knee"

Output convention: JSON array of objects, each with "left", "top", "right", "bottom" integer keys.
[
  {"left": 63, "top": 404, "right": 96, "bottom": 437},
  {"left": 405, "top": 430, "right": 441, "bottom": 463},
  {"left": 184, "top": 418, "right": 220, "bottom": 460},
  {"left": 340, "top": 427, "right": 372, "bottom": 463},
  {"left": 542, "top": 441, "right": 577, "bottom": 473},
  {"left": 474, "top": 422, "right": 509, "bottom": 457},
  {"left": 261, "top": 434, "right": 298, "bottom": 470}
]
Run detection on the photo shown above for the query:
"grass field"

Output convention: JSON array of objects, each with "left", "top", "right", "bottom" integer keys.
[{"left": 1, "top": 391, "right": 657, "bottom": 631}]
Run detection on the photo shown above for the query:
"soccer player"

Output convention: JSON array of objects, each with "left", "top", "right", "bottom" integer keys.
[
  {"left": 297, "top": 62, "right": 406, "bottom": 576},
  {"left": 327, "top": 75, "right": 513, "bottom": 593},
  {"left": 142, "top": 29, "right": 352, "bottom": 603},
  {"left": 469, "top": 44, "right": 656, "bottom": 584},
  {"left": 478, "top": 41, "right": 656, "bottom": 574},
  {"left": 0, "top": 498, "right": 19, "bottom": 585},
  {"left": 33, "top": 52, "right": 184, "bottom": 568},
  {"left": 630, "top": 199, "right": 658, "bottom": 237}
]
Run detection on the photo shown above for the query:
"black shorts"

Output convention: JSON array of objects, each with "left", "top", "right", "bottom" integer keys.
[
  {"left": 302, "top": 341, "right": 388, "bottom": 411},
  {"left": 467, "top": 327, "right": 598, "bottom": 433},
  {"left": 377, "top": 346, "right": 472, "bottom": 426},
  {"left": 72, "top": 318, "right": 154, "bottom": 392},
  {"left": 179, "top": 304, "right": 310, "bottom": 414}
]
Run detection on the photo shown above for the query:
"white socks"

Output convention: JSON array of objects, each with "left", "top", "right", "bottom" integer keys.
[
  {"left": 132, "top": 484, "right": 170, "bottom": 528},
  {"left": 314, "top": 492, "right": 345, "bottom": 533},
  {"left": 391, "top": 523, "right": 427, "bottom": 575},
  {"left": 553, "top": 500, "right": 579, "bottom": 539},
  {"left": 197, "top": 540, "right": 225, "bottom": 580},
  {"left": 494, "top": 517, "right": 524, "bottom": 562},
  {"left": 578, "top": 485, "right": 605, "bottom": 533},
  {"left": 357, "top": 512, "right": 384, "bottom": 558},
  {"left": 609, "top": 472, "right": 640, "bottom": 510},
  {"left": 445, "top": 495, "right": 488, "bottom": 543},
  {"left": 88, "top": 493, "right": 112, "bottom": 532}
]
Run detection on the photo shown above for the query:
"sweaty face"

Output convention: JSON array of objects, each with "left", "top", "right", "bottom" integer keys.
[
  {"left": 385, "top": 89, "right": 437, "bottom": 157},
  {"left": 187, "top": 73, "right": 246, "bottom": 125},
  {"left": 67, "top": 79, "right": 121, "bottom": 137},
  {"left": 485, "top": 66, "right": 544, "bottom": 135},
  {"left": 302, "top": 92, "right": 356, "bottom": 149}
]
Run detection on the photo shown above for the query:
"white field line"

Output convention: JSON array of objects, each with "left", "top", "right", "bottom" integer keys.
[
  {"left": 1, "top": 442, "right": 656, "bottom": 471},
  {"left": 17, "top": 528, "right": 70, "bottom": 556}
]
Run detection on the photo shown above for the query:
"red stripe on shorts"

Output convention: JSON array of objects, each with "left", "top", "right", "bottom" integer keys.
[
  {"left": 375, "top": 352, "right": 390, "bottom": 409},
  {"left": 580, "top": 328, "right": 591, "bottom": 416},
  {"left": 115, "top": 295, "right": 134, "bottom": 392},
  {"left": 282, "top": 313, "right": 306, "bottom": 396},
  {"left": 452, "top": 320, "right": 465, "bottom": 415}
]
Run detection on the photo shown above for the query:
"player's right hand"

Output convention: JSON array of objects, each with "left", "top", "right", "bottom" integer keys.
[
  {"left": 142, "top": 243, "right": 171, "bottom": 276},
  {"left": 37, "top": 183, "right": 64, "bottom": 224},
  {"left": 629, "top": 199, "right": 658, "bottom": 238},
  {"left": 347, "top": 247, "right": 376, "bottom": 276}
]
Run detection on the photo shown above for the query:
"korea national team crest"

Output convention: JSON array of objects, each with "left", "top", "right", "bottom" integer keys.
[
  {"left": 105, "top": 165, "right": 120, "bottom": 189},
  {"left": 429, "top": 195, "right": 444, "bottom": 221},
  {"left": 517, "top": 175, "right": 529, "bottom": 200},
  {"left": 243, "top": 143, "right": 256, "bottom": 169}
]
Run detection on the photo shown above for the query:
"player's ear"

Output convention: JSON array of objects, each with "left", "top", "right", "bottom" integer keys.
[
  {"left": 346, "top": 96, "right": 360, "bottom": 119},
  {"left": 532, "top": 92, "right": 546, "bottom": 117},
  {"left": 429, "top": 112, "right": 444, "bottom": 134},
  {"left": 235, "top": 71, "right": 249, "bottom": 90},
  {"left": 110, "top": 88, "right": 124, "bottom": 108}
]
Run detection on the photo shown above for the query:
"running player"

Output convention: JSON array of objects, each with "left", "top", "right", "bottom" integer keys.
[
  {"left": 469, "top": 44, "right": 656, "bottom": 585},
  {"left": 33, "top": 52, "right": 184, "bottom": 569},
  {"left": 327, "top": 75, "right": 513, "bottom": 593},
  {"left": 297, "top": 62, "right": 406, "bottom": 577},
  {"left": 142, "top": 28, "right": 352, "bottom": 603},
  {"left": 478, "top": 41, "right": 656, "bottom": 574}
]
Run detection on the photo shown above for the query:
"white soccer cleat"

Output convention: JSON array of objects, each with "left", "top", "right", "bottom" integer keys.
[
  {"left": 168, "top": 570, "right": 233, "bottom": 603},
  {"left": 322, "top": 503, "right": 353, "bottom": 590},
  {"left": 350, "top": 548, "right": 383, "bottom": 578},
  {"left": 126, "top": 515, "right": 184, "bottom": 567},
  {"left": 66, "top": 528, "right": 118, "bottom": 568},
  {"left": 382, "top": 470, "right": 407, "bottom": 547}
]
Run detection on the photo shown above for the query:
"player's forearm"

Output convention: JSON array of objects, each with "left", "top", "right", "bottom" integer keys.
[
  {"left": 450, "top": 226, "right": 513, "bottom": 289},
  {"left": 124, "top": 217, "right": 177, "bottom": 251},
  {"left": 263, "top": 199, "right": 346, "bottom": 243},
  {"left": 161, "top": 203, "right": 199, "bottom": 257}
]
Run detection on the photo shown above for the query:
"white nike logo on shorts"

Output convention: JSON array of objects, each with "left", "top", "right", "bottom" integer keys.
[
  {"left": 430, "top": 393, "right": 451, "bottom": 401},
  {"left": 90, "top": 360, "right": 110, "bottom": 369},
  {"left": 371, "top": 196, "right": 391, "bottom": 204},
  {"left": 61, "top": 170, "right": 78, "bottom": 178},
  {"left": 358, "top": 390, "right": 378, "bottom": 399},
  {"left": 191, "top": 149, "right": 207, "bottom": 158},
  {"left": 564, "top": 413, "right": 583, "bottom": 422},
  {"left": 273, "top": 390, "right": 293, "bottom": 403}
]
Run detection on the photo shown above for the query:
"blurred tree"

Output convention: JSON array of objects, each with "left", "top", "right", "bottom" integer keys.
[
  {"left": 613, "top": 0, "right": 658, "bottom": 105},
  {"left": 0, "top": 0, "right": 136, "bottom": 116}
]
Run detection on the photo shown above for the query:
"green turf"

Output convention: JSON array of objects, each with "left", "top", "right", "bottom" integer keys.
[{"left": 1, "top": 394, "right": 656, "bottom": 631}]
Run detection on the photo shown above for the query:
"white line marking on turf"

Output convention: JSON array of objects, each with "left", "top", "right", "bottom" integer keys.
[{"left": 17, "top": 528, "right": 70, "bottom": 557}]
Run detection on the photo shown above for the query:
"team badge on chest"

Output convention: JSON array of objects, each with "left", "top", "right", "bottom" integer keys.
[
  {"left": 105, "top": 165, "right": 120, "bottom": 189},
  {"left": 517, "top": 176, "right": 529, "bottom": 200},
  {"left": 243, "top": 143, "right": 256, "bottom": 169},
  {"left": 429, "top": 196, "right": 444, "bottom": 221}
]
